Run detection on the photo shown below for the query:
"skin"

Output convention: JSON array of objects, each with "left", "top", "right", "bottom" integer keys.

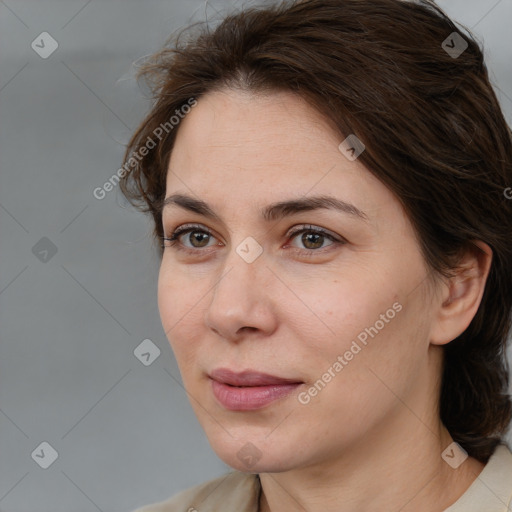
[{"left": 157, "top": 88, "right": 491, "bottom": 512}]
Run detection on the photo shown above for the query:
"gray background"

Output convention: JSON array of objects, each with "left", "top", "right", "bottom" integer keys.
[{"left": 1, "top": 1, "right": 511, "bottom": 511}]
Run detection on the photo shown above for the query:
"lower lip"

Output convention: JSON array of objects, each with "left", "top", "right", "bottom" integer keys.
[{"left": 210, "top": 379, "right": 301, "bottom": 411}]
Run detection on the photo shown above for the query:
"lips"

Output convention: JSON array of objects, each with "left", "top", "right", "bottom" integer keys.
[
  {"left": 209, "top": 368, "right": 303, "bottom": 411},
  {"left": 210, "top": 368, "right": 302, "bottom": 387}
]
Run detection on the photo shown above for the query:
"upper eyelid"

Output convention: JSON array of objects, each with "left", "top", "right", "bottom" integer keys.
[
  {"left": 171, "top": 223, "right": 216, "bottom": 241},
  {"left": 287, "top": 225, "right": 340, "bottom": 242}
]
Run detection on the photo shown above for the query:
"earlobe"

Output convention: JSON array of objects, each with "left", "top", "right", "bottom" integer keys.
[{"left": 430, "top": 241, "right": 492, "bottom": 346}]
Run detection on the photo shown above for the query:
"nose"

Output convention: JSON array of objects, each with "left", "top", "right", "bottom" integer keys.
[{"left": 204, "top": 248, "right": 278, "bottom": 342}]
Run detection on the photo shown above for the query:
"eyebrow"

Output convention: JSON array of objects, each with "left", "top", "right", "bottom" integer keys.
[{"left": 161, "top": 193, "right": 369, "bottom": 223}]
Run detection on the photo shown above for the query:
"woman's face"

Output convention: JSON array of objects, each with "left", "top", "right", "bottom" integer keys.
[{"left": 158, "top": 88, "right": 440, "bottom": 473}]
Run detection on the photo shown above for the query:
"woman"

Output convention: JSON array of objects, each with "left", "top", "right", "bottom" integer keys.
[{"left": 123, "top": 0, "right": 512, "bottom": 510}]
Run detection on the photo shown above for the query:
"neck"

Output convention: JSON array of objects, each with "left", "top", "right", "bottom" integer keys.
[{"left": 258, "top": 411, "right": 485, "bottom": 512}]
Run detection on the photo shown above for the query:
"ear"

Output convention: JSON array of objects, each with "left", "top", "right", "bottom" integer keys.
[{"left": 429, "top": 240, "right": 492, "bottom": 346}]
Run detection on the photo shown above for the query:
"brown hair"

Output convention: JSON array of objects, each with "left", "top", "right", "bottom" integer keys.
[{"left": 119, "top": 0, "right": 512, "bottom": 463}]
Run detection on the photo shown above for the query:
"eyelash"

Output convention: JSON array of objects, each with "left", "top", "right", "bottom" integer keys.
[{"left": 160, "top": 223, "right": 345, "bottom": 257}]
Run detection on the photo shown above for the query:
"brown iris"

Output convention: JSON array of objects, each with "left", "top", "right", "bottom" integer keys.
[
  {"left": 301, "top": 232, "right": 324, "bottom": 250},
  {"left": 188, "top": 231, "right": 210, "bottom": 248}
]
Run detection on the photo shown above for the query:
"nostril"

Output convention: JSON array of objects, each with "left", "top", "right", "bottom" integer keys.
[{"left": 236, "top": 326, "right": 259, "bottom": 337}]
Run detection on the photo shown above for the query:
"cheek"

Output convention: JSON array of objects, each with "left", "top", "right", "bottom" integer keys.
[
  {"left": 157, "top": 264, "right": 206, "bottom": 362},
  {"left": 292, "top": 274, "right": 399, "bottom": 351},
  {"left": 290, "top": 277, "right": 417, "bottom": 404},
  {"left": 157, "top": 273, "right": 178, "bottom": 334},
  {"left": 298, "top": 307, "right": 417, "bottom": 427},
  {"left": 158, "top": 262, "right": 201, "bottom": 326}
]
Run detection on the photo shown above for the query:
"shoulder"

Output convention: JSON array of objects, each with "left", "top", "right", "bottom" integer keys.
[
  {"left": 444, "top": 443, "right": 512, "bottom": 511},
  {"left": 132, "top": 471, "right": 260, "bottom": 512}
]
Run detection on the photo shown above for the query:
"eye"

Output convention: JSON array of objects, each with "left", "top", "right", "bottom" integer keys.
[
  {"left": 161, "top": 224, "right": 218, "bottom": 253},
  {"left": 162, "top": 224, "right": 345, "bottom": 255},
  {"left": 285, "top": 225, "right": 343, "bottom": 253}
]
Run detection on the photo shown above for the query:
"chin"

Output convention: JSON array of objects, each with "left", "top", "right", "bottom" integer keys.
[
  {"left": 220, "top": 451, "right": 295, "bottom": 474},
  {"left": 206, "top": 431, "right": 304, "bottom": 474}
]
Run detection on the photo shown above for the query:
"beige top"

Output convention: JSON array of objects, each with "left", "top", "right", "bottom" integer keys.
[{"left": 134, "top": 443, "right": 512, "bottom": 511}]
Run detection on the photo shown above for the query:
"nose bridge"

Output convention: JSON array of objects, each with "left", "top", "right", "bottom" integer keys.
[
  {"left": 212, "top": 238, "right": 264, "bottom": 306},
  {"left": 204, "top": 237, "right": 274, "bottom": 337}
]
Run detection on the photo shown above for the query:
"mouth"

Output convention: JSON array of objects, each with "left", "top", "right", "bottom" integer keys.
[{"left": 208, "top": 368, "right": 303, "bottom": 411}]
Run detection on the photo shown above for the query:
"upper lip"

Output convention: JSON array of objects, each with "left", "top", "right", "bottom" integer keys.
[{"left": 209, "top": 368, "right": 302, "bottom": 387}]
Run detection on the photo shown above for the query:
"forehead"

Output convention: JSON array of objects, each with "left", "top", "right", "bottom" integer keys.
[
  {"left": 164, "top": 88, "right": 401, "bottom": 226},
  {"left": 178, "top": 87, "right": 336, "bottom": 136},
  {"left": 170, "top": 90, "right": 355, "bottom": 181}
]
